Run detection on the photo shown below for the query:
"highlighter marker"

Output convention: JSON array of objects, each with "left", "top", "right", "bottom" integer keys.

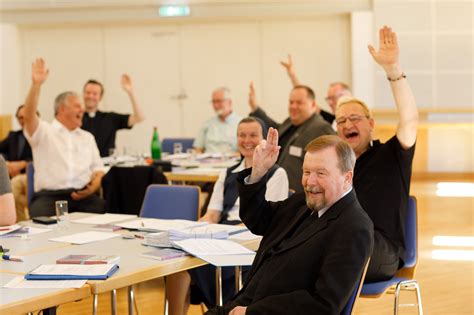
[{"left": 2, "top": 255, "right": 24, "bottom": 262}]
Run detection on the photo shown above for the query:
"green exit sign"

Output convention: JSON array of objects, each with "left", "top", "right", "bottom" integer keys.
[{"left": 159, "top": 5, "right": 190, "bottom": 17}]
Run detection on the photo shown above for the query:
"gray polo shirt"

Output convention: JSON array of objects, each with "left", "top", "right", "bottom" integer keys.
[{"left": 0, "top": 156, "right": 12, "bottom": 195}]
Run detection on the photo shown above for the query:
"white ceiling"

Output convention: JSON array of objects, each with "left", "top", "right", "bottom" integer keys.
[{"left": 0, "top": 0, "right": 371, "bottom": 25}]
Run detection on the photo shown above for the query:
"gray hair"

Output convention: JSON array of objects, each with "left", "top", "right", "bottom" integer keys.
[
  {"left": 54, "top": 91, "right": 78, "bottom": 115},
  {"left": 213, "top": 87, "right": 232, "bottom": 101}
]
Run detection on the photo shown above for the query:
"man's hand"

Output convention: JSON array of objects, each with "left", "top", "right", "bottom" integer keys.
[
  {"left": 368, "top": 26, "right": 401, "bottom": 77},
  {"left": 6, "top": 161, "right": 27, "bottom": 177},
  {"left": 31, "top": 58, "right": 49, "bottom": 85},
  {"left": 121, "top": 74, "right": 133, "bottom": 93},
  {"left": 280, "top": 54, "right": 294, "bottom": 75},
  {"left": 229, "top": 306, "right": 247, "bottom": 315},
  {"left": 248, "top": 81, "right": 259, "bottom": 112},
  {"left": 71, "top": 184, "right": 95, "bottom": 201},
  {"left": 250, "top": 127, "right": 280, "bottom": 183}
]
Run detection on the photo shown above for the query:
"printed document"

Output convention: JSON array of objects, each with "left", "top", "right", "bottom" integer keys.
[{"left": 49, "top": 231, "right": 119, "bottom": 244}]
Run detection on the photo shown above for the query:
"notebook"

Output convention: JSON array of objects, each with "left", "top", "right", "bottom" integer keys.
[
  {"left": 56, "top": 255, "right": 120, "bottom": 265},
  {"left": 25, "top": 264, "right": 119, "bottom": 280}
]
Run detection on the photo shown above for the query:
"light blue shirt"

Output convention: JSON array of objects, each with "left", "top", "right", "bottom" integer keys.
[{"left": 193, "top": 112, "right": 241, "bottom": 153}]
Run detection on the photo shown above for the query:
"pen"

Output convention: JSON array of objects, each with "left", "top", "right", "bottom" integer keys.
[{"left": 2, "top": 255, "right": 24, "bottom": 262}]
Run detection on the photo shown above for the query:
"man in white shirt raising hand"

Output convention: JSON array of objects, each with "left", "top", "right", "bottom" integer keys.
[{"left": 23, "top": 58, "right": 105, "bottom": 217}]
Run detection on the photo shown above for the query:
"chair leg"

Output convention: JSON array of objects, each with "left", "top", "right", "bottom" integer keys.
[
  {"left": 394, "top": 280, "right": 423, "bottom": 315},
  {"left": 163, "top": 277, "right": 169, "bottom": 315},
  {"left": 128, "top": 285, "right": 135, "bottom": 315},
  {"left": 111, "top": 289, "right": 117, "bottom": 315}
]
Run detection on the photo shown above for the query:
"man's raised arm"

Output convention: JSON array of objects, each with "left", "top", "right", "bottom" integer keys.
[
  {"left": 24, "top": 58, "right": 49, "bottom": 137},
  {"left": 280, "top": 54, "right": 301, "bottom": 87},
  {"left": 369, "top": 26, "right": 419, "bottom": 149},
  {"left": 121, "top": 74, "right": 145, "bottom": 127}
]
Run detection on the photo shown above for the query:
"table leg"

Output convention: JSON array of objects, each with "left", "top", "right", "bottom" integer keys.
[
  {"left": 128, "top": 285, "right": 135, "bottom": 315},
  {"left": 111, "top": 289, "right": 117, "bottom": 315},
  {"left": 215, "top": 266, "right": 223, "bottom": 306},
  {"left": 92, "top": 294, "right": 98, "bottom": 315},
  {"left": 234, "top": 266, "right": 243, "bottom": 293}
]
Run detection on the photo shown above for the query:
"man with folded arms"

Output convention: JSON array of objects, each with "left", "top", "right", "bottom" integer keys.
[
  {"left": 23, "top": 58, "right": 105, "bottom": 217},
  {"left": 207, "top": 130, "right": 373, "bottom": 315}
]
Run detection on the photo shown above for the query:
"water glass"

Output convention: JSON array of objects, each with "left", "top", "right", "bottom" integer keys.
[
  {"left": 55, "top": 200, "right": 69, "bottom": 229},
  {"left": 173, "top": 143, "right": 183, "bottom": 155}
]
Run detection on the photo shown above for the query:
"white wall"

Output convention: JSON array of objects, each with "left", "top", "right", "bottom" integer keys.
[{"left": 11, "top": 15, "right": 351, "bottom": 154}]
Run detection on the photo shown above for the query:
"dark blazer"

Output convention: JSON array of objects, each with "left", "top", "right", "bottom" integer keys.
[
  {"left": 208, "top": 168, "right": 374, "bottom": 315},
  {"left": 0, "top": 130, "right": 33, "bottom": 162},
  {"left": 251, "top": 108, "right": 335, "bottom": 192}
]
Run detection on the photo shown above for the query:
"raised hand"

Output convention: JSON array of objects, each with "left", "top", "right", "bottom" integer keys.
[
  {"left": 280, "top": 54, "right": 294, "bottom": 74},
  {"left": 121, "top": 74, "right": 133, "bottom": 93},
  {"left": 250, "top": 127, "right": 280, "bottom": 182},
  {"left": 31, "top": 58, "right": 49, "bottom": 85},
  {"left": 248, "top": 81, "right": 258, "bottom": 111},
  {"left": 368, "top": 26, "right": 400, "bottom": 71}
]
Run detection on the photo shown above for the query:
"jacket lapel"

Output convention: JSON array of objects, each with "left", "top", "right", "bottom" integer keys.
[{"left": 273, "top": 190, "right": 357, "bottom": 255}]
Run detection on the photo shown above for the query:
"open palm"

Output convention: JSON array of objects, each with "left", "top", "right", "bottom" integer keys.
[
  {"left": 31, "top": 58, "right": 49, "bottom": 84},
  {"left": 368, "top": 26, "right": 399, "bottom": 68}
]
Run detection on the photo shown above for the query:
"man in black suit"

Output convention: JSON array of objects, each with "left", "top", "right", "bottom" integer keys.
[
  {"left": 207, "top": 131, "right": 373, "bottom": 315},
  {"left": 0, "top": 105, "right": 37, "bottom": 221}
]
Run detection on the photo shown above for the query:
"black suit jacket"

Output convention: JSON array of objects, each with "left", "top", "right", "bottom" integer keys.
[
  {"left": 208, "top": 168, "right": 374, "bottom": 315},
  {"left": 0, "top": 130, "right": 33, "bottom": 162}
]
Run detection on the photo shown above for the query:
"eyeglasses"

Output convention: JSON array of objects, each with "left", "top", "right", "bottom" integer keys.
[{"left": 335, "top": 114, "right": 368, "bottom": 126}]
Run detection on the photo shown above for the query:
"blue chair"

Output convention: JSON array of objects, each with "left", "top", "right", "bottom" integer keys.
[
  {"left": 360, "top": 196, "right": 423, "bottom": 315},
  {"left": 139, "top": 184, "right": 202, "bottom": 315},
  {"left": 140, "top": 184, "right": 201, "bottom": 220},
  {"left": 26, "top": 163, "right": 35, "bottom": 208},
  {"left": 341, "top": 258, "right": 370, "bottom": 315},
  {"left": 161, "top": 138, "right": 194, "bottom": 154}
]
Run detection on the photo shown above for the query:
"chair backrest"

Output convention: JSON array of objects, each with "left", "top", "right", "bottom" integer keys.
[
  {"left": 26, "top": 163, "right": 34, "bottom": 208},
  {"left": 341, "top": 258, "right": 370, "bottom": 315},
  {"left": 161, "top": 138, "right": 195, "bottom": 154},
  {"left": 396, "top": 195, "right": 418, "bottom": 279},
  {"left": 140, "top": 184, "right": 201, "bottom": 220}
]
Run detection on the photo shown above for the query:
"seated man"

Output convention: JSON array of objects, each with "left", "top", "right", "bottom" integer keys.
[
  {"left": 207, "top": 130, "right": 373, "bottom": 315},
  {"left": 23, "top": 58, "right": 105, "bottom": 217},
  {"left": 81, "top": 75, "right": 145, "bottom": 157},
  {"left": 248, "top": 83, "right": 334, "bottom": 192},
  {"left": 280, "top": 54, "right": 352, "bottom": 125},
  {"left": 166, "top": 117, "right": 289, "bottom": 314},
  {"left": 0, "top": 156, "right": 16, "bottom": 226},
  {"left": 193, "top": 87, "right": 242, "bottom": 154},
  {"left": 335, "top": 26, "right": 418, "bottom": 282},
  {"left": 0, "top": 105, "right": 37, "bottom": 221}
]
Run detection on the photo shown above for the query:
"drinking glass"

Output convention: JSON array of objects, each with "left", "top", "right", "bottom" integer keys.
[{"left": 55, "top": 200, "right": 69, "bottom": 229}]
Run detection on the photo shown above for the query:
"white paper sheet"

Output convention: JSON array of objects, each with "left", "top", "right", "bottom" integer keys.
[
  {"left": 173, "top": 239, "right": 255, "bottom": 256},
  {"left": 3, "top": 276, "right": 87, "bottom": 289},
  {"left": 229, "top": 230, "right": 262, "bottom": 241},
  {"left": 49, "top": 231, "right": 119, "bottom": 244},
  {"left": 25, "top": 227, "right": 53, "bottom": 235},
  {"left": 116, "top": 218, "right": 206, "bottom": 232},
  {"left": 71, "top": 213, "right": 137, "bottom": 225}
]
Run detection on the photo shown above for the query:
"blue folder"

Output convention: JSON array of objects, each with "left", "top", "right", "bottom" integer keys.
[{"left": 25, "top": 264, "right": 119, "bottom": 280}]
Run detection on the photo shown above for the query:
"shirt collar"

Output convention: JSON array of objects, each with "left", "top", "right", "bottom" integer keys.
[
  {"left": 219, "top": 111, "right": 235, "bottom": 123},
  {"left": 231, "top": 159, "right": 246, "bottom": 173},
  {"left": 316, "top": 187, "right": 353, "bottom": 218},
  {"left": 52, "top": 118, "right": 81, "bottom": 134}
]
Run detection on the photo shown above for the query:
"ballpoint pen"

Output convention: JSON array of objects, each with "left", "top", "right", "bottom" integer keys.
[{"left": 2, "top": 255, "right": 24, "bottom": 262}]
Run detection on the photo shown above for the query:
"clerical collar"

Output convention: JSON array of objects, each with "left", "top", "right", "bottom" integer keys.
[{"left": 87, "top": 111, "right": 97, "bottom": 118}]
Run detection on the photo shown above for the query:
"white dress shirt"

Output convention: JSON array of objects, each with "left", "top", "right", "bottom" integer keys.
[
  {"left": 208, "top": 160, "right": 289, "bottom": 222},
  {"left": 24, "top": 119, "right": 104, "bottom": 192}
]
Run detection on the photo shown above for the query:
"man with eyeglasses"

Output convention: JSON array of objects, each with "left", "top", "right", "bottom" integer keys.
[
  {"left": 335, "top": 26, "right": 419, "bottom": 283},
  {"left": 193, "top": 87, "right": 242, "bottom": 154},
  {"left": 0, "top": 105, "right": 39, "bottom": 221}
]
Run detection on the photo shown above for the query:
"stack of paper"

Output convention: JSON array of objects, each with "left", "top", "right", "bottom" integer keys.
[
  {"left": 71, "top": 213, "right": 137, "bottom": 225},
  {"left": 116, "top": 218, "right": 207, "bottom": 232},
  {"left": 49, "top": 231, "right": 120, "bottom": 245}
]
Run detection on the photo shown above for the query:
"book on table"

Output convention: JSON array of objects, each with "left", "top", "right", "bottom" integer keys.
[
  {"left": 25, "top": 264, "right": 119, "bottom": 280},
  {"left": 56, "top": 254, "right": 120, "bottom": 265},
  {"left": 140, "top": 248, "right": 187, "bottom": 261}
]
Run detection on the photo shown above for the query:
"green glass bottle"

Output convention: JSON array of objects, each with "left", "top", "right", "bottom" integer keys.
[{"left": 151, "top": 126, "right": 162, "bottom": 160}]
